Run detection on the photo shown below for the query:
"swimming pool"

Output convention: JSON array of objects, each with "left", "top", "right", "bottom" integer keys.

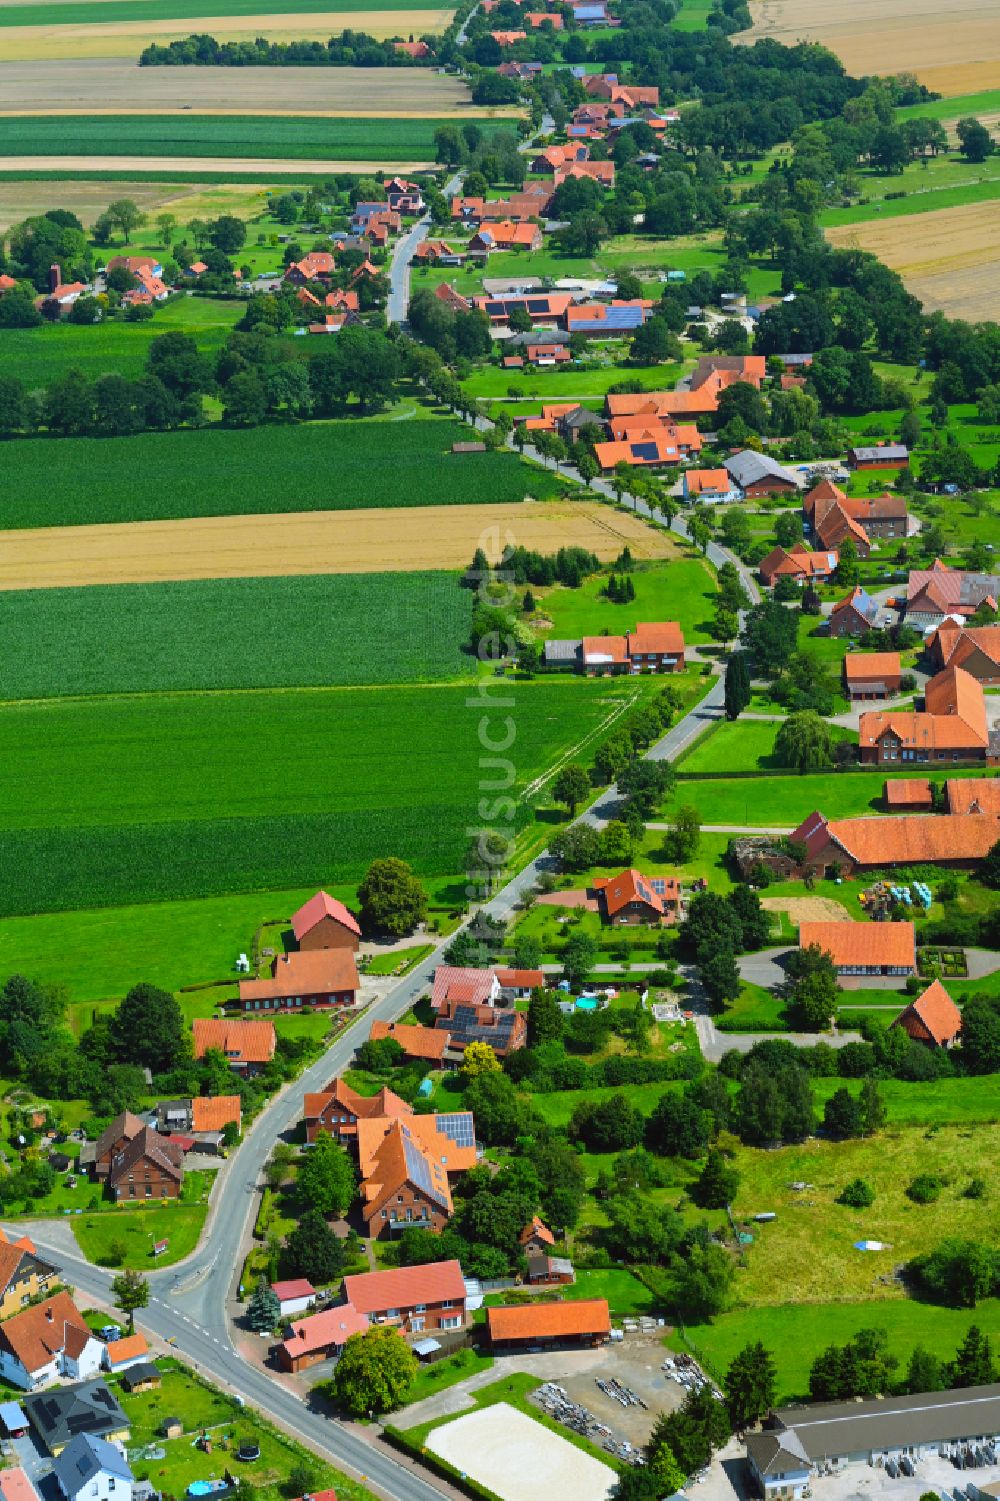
[
  {"left": 575, "top": 997, "right": 598, "bottom": 1011},
  {"left": 189, "top": 1483, "right": 228, "bottom": 1497}
]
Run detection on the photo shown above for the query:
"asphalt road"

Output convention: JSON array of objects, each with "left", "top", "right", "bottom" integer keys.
[{"left": 387, "top": 172, "right": 462, "bottom": 324}]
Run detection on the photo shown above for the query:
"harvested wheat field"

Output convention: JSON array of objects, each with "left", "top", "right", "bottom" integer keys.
[
  {"left": 0, "top": 502, "right": 676, "bottom": 590},
  {"left": 739, "top": 0, "right": 1000, "bottom": 96},
  {"left": 0, "top": 9, "right": 451, "bottom": 57},
  {"left": 761, "top": 897, "right": 852, "bottom": 925},
  {"left": 827, "top": 200, "right": 1000, "bottom": 320},
  {"left": 0, "top": 56, "right": 484, "bottom": 112}
]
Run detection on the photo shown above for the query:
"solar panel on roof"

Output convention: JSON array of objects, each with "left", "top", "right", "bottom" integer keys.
[
  {"left": 403, "top": 1137, "right": 449, "bottom": 1207},
  {"left": 436, "top": 1113, "right": 476, "bottom": 1148},
  {"left": 631, "top": 442, "right": 659, "bottom": 461},
  {"left": 651, "top": 879, "right": 666, "bottom": 893}
]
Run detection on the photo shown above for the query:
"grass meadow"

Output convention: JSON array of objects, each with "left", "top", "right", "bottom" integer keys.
[
  {"left": 537, "top": 556, "right": 717, "bottom": 644},
  {"left": 0, "top": 571, "right": 470, "bottom": 698},
  {"left": 662, "top": 768, "right": 999, "bottom": 827},
  {"left": 0, "top": 419, "right": 563, "bottom": 529},
  {"left": 0, "top": 117, "right": 508, "bottom": 162},
  {"left": 1, "top": 295, "right": 243, "bottom": 385},
  {"left": 0, "top": 677, "right": 641, "bottom": 915},
  {"left": 677, "top": 719, "right": 858, "bottom": 774}
]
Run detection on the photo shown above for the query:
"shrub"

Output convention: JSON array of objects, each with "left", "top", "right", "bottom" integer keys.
[
  {"left": 838, "top": 1177, "right": 875, "bottom": 1208},
  {"left": 907, "top": 1173, "right": 943, "bottom": 1204}
]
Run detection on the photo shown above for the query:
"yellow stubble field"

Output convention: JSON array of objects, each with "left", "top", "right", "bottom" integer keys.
[
  {"left": 0, "top": 502, "right": 679, "bottom": 590},
  {"left": 738, "top": 0, "right": 1000, "bottom": 97},
  {"left": 827, "top": 200, "right": 1000, "bottom": 320}
]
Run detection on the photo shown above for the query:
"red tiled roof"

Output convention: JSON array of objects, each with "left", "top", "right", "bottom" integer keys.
[
  {"left": 685, "top": 467, "right": 731, "bottom": 494},
  {"left": 843, "top": 652, "right": 901, "bottom": 681},
  {"left": 520, "top": 1215, "right": 554, "bottom": 1246},
  {"left": 191, "top": 1095, "right": 241, "bottom": 1133},
  {"left": 830, "top": 813, "right": 1000, "bottom": 865},
  {"left": 593, "top": 867, "right": 679, "bottom": 917},
  {"left": 304, "top": 1078, "right": 411, "bottom": 1123},
  {"left": 0, "top": 1292, "right": 91, "bottom": 1376},
  {"left": 431, "top": 966, "right": 497, "bottom": 1010},
  {"left": 799, "top": 920, "right": 915, "bottom": 969},
  {"left": 945, "top": 778, "right": 1000, "bottom": 815},
  {"left": 369, "top": 1020, "right": 450, "bottom": 1062},
  {"left": 893, "top": 980, "right": 962, "bottom": 1046},
  {"left": 271, "top": 1279, "right": 316, "bottom": 1301},
  {"left": 238, "top": 947, "right": 359, "bottom": 1003},
  {"left": 343, "top": 1260, "right": 466, "bottom": 1315},
  {"left": 282, "top": 1304, "right": 369, "bottom": 1358},
  {"left": 292, "top": 890, "right": 361, "bottom": 941},
  {"left": 0, "top": 1470, "right": 38, "bottom": 1501},
  {"left": 494, "top": 968, "right": 546, "bottom": 989},
  {"left": 859, "top": 666, "right": 988, "bottom": 752},
  {"left": 105, "top": 1333, "right": 148, "bottom": 1365},
  {"left": 629, "top": 621, "right": 684, "bottom": 655},
  {"left": 884, "top": 778, "right": 932, "bottom": 807},
  {"left": 487, "top": 1298, "right": 610, "bottom": 1342},
  {"left": 582, "top": 634, "right": 629, "bottom": 664},
  {"left": 192, "top": 1018, "right": 275, "bottom": 1064}
]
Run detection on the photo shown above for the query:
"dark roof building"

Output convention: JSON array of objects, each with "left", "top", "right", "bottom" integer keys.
[{"left": 23, "top": 1381, "right": 129, "bottom": 1455}]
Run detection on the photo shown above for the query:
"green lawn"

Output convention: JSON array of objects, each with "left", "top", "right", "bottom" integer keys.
[
  {"left": 401, "top": 1347, "right": 495, "bottom": 1409},
  {"left": 677, "top": 719, "right": 857, "bottom": 775},
  {"left": 528, "top": 1079, "right": 679, "bottom": 1128},
  {"left": 820, "top": 150, "right": 1000, "bottom": 229},
  {"left": 0, "top": 572, "right": 470, "bottom": 699},
  {"left": 810, "top": 1075, "right": 1000, "bottom": 1126},
  {"left": 671, "top": 0, "right": 712, "bottom": 28},
  {"left": 662, "top": 768, "right": 998, "bottom": 827},
  {"left": 896, "top": 89, "right": 1000, "bottom": 123},
  {"left": 71, "top": 1170, "right": 213, "bottom": 1267},
  {"left": 679, "top": 1298, "right": 1000, "bottom": 1403},
  {"left": 0, "top": 0, "right": 434, "bottom": 19},
  {"left": 564, "top": 1267, "right": 659, "bottom": 1317},
  {"left": 537, "top": 557, "right": 718, "bottom": 645},
  {"left": 363, "top": 944, "right": 435, "bottom": 977},
  {"left": 461, "top": 361, "right": 685, "bottom": 401},
  {"left": 0, "top": 296, "right": 243, "bottom": 386},
  {"left": 0, "top": 417, "right": 563, "bottom": 530}
]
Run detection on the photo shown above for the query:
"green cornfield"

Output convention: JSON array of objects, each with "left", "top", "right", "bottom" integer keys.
[
  {"left": 0, "top": 680, "right": 636, "bottom": 915},
  {"left": 0, "top": 117, "right": 510, "bottom": 162},
  {"left": 0, "top": 572, "right": 471, "bottom": 699},
  {"left": 0, "top": 420, "right": 564, "bottom": 529}
]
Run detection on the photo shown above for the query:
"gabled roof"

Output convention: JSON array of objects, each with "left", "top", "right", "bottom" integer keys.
[
  {"left": 831, "top": 586, "right": 879, "bottom": 624},
  {"left": 494, "top": 968, "right": 546, "bottom": 989},
  {"left": 191, "top": 1095, "right": 241, "bottom": 1133},
  {"left": 799, "top": 920, "right": 915, "bottom": 969},
  {"left": 282, "top": 1304, "right": 369, "bottom": 1358},
  {"left": 292, "top": 890, "right": 361, "bottom": 942},
  {"left": 859, "top": 667, "right": 988, "bottom": 752},
  {"left": 343, "top": 1260, "right": 466, "bottom": 1315},
  {"left": 745, "top": 1429, "right": 810, "bottom": 1475},
  {"left": 892, "top": 980, "right": 962, "bottom": 1046},
  {"left": 725, "top": 449, "right": 800, "bottom": 488},
  {"left": 108, "top": 1127, "right": 183, "bottom": 1186},
  {"left": 685, "top": 467, "right": 732, "bottom": 494},
  {"left": 945, "top": 778, "right": 1000, "bottom": 815},
  {"left": 53, "top": 1434, "right": 133, "bottom": 1495},
  {"left": 487, "top": 1298, "right": 610, "bottom": 1342},
  {"left": 520, "top": 1215, "right": 554, "bottom": 1246},
  {"left": 23, "top": 1381, "right": 127, "bottom": 1451},
  {"left": 0, "top": 1293, "right": 92, "bottom": 1376},
  {"left": 0, "top": 1239, "right": 53, "bottom": 1301},
  {"left": 238, "top": 947, "right": 359, "bottom": 1003},
  {"left": 829, "top": 813, "right": 1000, "bottom": 866},
  {"left": 271, "top": 1278, "right": 316, "bottom": 1301},
  {"left": 104, "top": 1334, "right": 148, "bottom": 1366},
  {"left": 94, "top": 1111, "right": 144, "bottom": 1161},
  {"left": 592, "top": 868, "right": 679, "bottom": 916},
  {"left": 356, "top": 1110, "right": 476, "bottom": 1180},
  {"left": 843, "top": 651, "right": 900, "bottom": 681},
  {"left": 884, "top": 778, "right": 932, "bottom": 808},
  {"left": 431, "top": 966, "right": 498, "bottom": 1010},
  {"left": 629, "top": 621, "right": 685, "bottom": 655},
  {"left": 369, "top": 1020, "right": 449, "bottom": 1062},
  {"left": 360, "top": 1121, "right": 453, "bottom": 1222},
  {"left": 582, "top": 634, "right": 629, "bottom": 664},
  {"left": 305, "top": 1078, "right": 411, "bottom": 1124},
  {"left": 192, "top": 1018, "right": 276, "bottom": 1064}
]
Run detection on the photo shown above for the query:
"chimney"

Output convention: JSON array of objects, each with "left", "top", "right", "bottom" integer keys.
[
  {"left": 45, "top": 1306, "right": 54, "bottom": 1321},
  {"left": 49, "top": 263, "right": 61, "bottom": 293}
]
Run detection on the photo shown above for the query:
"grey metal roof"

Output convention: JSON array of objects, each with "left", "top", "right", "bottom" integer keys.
[
  {"left": 543, "top": 639, "right": 582, "bottom": 663},
  {"left": 775, "top": 1382, "right": 1000, "bottom": 1460},
  {"left": 849, "top": 445, "right": 908, "bottom": 462},
  {"left": 725, "top": 450, "right": 801, "bottom": 489}
]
